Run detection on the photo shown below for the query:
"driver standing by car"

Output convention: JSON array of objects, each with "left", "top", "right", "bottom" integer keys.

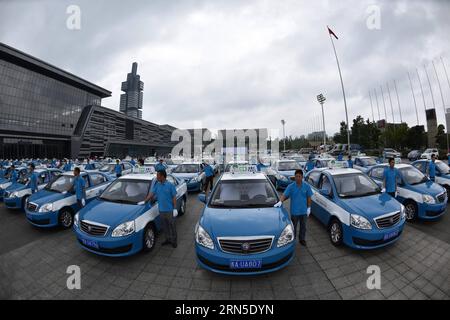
[
  {"left": 155, "top": 159, "right": 167, "bottom": 172},
  {"left": 274, "top": 169, "right": 312, "bottom": 246},
  {"left": 347, "top": 155, "right": 354, "bottom": 168},
  {"left": 202, "top": 161, "right": 215, "bottom": 195},
  {"left": 305, "top": 156, "right": 315, "bottom": 172},
  {"left": 382, "top": 158, "right": 400, "bottom": 197},
  {"left": 427, "top": 154, "right": 437, "bottom": 181},
  {"left": 114, "top": 160, "right": 123, "bottom": 178},
  {"left": 28, "top": 163, "right": 38, "bottom": 194},
  {"left": 73, "top": 167, "right": 86, "bottom": 209},
  {"left": 144, "top": 170, "right": 178, "bottom": 248},
  {"left": 9, "top": 165, "right": 18, "bottom": 183}
]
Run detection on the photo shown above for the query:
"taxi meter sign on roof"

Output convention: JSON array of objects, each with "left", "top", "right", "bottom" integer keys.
[{"left": 229, "top": 164, "right": 257, "bottom": 174}]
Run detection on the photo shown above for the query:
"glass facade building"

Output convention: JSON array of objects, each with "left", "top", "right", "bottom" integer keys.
[{"left": 0, "top": 42, "right": 175, "bottom": 159}]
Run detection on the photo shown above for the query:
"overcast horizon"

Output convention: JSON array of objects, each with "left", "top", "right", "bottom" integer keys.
[{"left": 1, "top": 0, "right": 450, "bottom": 139}]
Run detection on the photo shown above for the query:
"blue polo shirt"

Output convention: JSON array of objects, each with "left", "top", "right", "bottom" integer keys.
[
  {"left": 383, "top": 167, "right": 400, "bottom": 193},
  {"left": 29, "top": 172, "right": 38, "bottom": 193},
  {"left": 115, "top": 164, "right": 122, "bottom": 175},
  {"left": 63, "top": 163, "right": 72, "bottom": 171},
  {"left": 204, "top": 164, "right": 214, "bottom": 177},
  {"left": 306, "top": 160, "right": 315, "bottom": 172},
  {"left": 256, "top": 163, "right": 267, "bottom": 172},
  {"left": 151, "top": 180, "right": 177, "bottom": 213},
  {"left": 337, "top": 154, "right": 343, "bottom": 161},
  {"left": 10, "top": 170, "right": 18, "bottom": 183},
  {"left": 155, "top": 163, "right": 167, "bottom": 172},
  {"left": 74, "top": 175, "right": 86, "bottom": 200},
  {"left": 283, "top": 182, "right": 313, "bottom": 216},
  {"left": 429, "top": 161, "right": 436, "bottom": 178},
  {"left": 347, "top": 159, "right": 354, "bottom": 168}
]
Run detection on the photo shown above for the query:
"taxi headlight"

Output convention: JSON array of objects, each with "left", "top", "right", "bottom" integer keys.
[
  {"left": 10, "top": 191, "right": 19, "bottom": 198},
  {"left": 74, "top": 213, "right": 79, "bottom": 227},
  {"left": 112, "top": 221, "right": 135, "bottom": 237},
  {"left": 195, "top": 224, "right": 214, "bottom": 249},
  {"left": 422, "top": 194, "right": 435, "bottom": 204},
  {"left": 277, "top": 224, "right": 294, "bottom": 247},
  {"left": 39, "top": 203, "right": 53, "bottom": 213},
  {"left": 350, "top": 214, "right": 372, "bottom": 230},
  {"left": 400, "top": 205, "right": 406, "bottom": 219}
]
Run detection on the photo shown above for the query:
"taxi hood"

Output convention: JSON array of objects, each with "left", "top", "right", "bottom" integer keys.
[
  {"left": 172, "top": 173, "right": 199, "bottom": 180},
  {"left": 28, "top": 189, "right": 71, "bottom": 205},
  {"left": 200, "top": 207, "right": 289, "bottom": 238},
  {"left": 78, "top": 198, "right": 145, "bottom": 227},
  {"left": 339, "top": 193, "right": 401, "bottom": 220},
  {"left": 407, "top": 180, "right": 445, "bottom": 197},
  {"left": 6, "top": 183, "right": 27, "bottom": 192}
]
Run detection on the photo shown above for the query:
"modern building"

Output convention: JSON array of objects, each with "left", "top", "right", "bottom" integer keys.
[
  {"left": 426, "top": 108, "right": 438, "bottom": 148},
  {"left": 0, "top": 42, "right": 175, "bottom": 159},
  {"left": 119, "top": 62, "right": 143, "bottom": 119}
]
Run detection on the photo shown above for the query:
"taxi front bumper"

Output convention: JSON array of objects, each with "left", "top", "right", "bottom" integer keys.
[
  {"left": 4, "top": 196, "right": 22, "bottom": 209},
  {"left": 417, "top": 201, "right": 447, "bottom": 220},
  {"left": 25, "top": 208, "right": 59, "bottom": 228}
]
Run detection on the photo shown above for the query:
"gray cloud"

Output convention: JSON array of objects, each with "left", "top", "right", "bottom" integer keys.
[{"left": 1, "top": 0, "right": 450, "bottom": 138}]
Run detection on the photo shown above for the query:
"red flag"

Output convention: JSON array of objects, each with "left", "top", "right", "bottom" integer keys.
[{"left": 327, "top": 26, "right": 338, "bottom": 40}]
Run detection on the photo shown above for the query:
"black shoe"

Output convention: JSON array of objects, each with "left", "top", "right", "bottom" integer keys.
[
  {"left": 299, "top": 240, "right": 307, "bottom": 246},
  {"left": 172, "top": 242, "right": 178, "bottom": 248},
  {"left": 161, "top": 240, "right": 171, "bottom": 246}
]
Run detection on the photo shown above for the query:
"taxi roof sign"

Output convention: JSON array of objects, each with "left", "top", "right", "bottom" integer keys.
[{"left": 229, "top": 164, "right": 257, "bottom": 174}]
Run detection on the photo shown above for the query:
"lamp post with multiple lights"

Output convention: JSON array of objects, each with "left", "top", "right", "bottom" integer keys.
[{"left": 317, "top": 94, "right": 327, "bottom": 147}]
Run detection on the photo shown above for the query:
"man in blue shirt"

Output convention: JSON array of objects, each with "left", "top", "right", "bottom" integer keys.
[
  {"left": 305, "top": 156, "right": 315, "bottom": 172},
  {"left": 428, "top": 154, "right": 437, "bottom": 181},
  {"left": 155, "top": 159, "right": 167, "bottom": 172},
  {"left": 347, "top": 155, "right": 354, "bottom": 168},
  {"left": 9, "top": 165, "right": 18, "bottom": 183},
  {"left": 145, "top": 170, "right": 178, "bottom": 248},
  {"left": 114, "top": 160, "right": 123, "bottom": 178},
  {"left": 202, "top": 162, "right": 215, "bottom": 195},
  {"left": 130, "top": 158, "right": 136, "bottom": 166},
  {"left": 274, "top": 169, "right": 313, "bottom": 246},
  {"left": 337, "top": 153, "right": 344, "bottom": 161},
  {"left": 85, "top": 159, "right": 94, "bottom": 170},
  {"left": 72, "top": 167, "right": 86, "bottom": 209},
  {"left": 28, "top": 163, "right": 38, "bottom": 194},
  {"left": 256, "top": 158, "right": 267, "bottom": 172},
  {"left": 63, "top": 159, "right": 72, "bottom": 172},
  {"left": 383, "top": 158, "right": 400, "bottom": 197}
]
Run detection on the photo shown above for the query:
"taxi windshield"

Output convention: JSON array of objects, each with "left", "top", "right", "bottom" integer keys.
[
  {"left": 100, "top": 179, "right": 151, "bottom": 204},
  {"left": 436, "top": 162, "right": 450, "bottom": 174},
  {"left": 173, "top": 164, "right": 199, "bottom": 173},
  {"left": 99, "top": 164, "right": 115, "bottom": 173},
  {"left": 45, "top": 175, "right": 75, "bottom": 193},
  {"left": 361, "top": 158, "right": 377, "bottom": 166},
  {"left": 277, "top": 162, "right": 300, "bottom": 171},
  {"left": 17, "top": 171, "right": 30, "bottom": 184},
  {"left": 209, "top": 179, "right": 278, "bottom": 208},
  {"left": 334, "top": 173, "right": 381, "bottom": 198},
  {"left": 399, "top": 167, "right": 428, "bottom": 185}
]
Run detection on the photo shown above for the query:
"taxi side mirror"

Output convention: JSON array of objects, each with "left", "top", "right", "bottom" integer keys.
[{"left": 198, "top": 193, "right": 207, "bottom": 204}]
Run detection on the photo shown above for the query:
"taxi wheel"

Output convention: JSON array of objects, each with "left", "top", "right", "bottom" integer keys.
[
  {"left": 21, "top": 195, "right": 29, "bottom": 210},
  {"left": 143, "top": 224, "right": 156, "bottom": 252},
  {"left": 59, "top": 209, "right": 74, "bottom": 229},
  {"left": 329, "top": 219, "right": 343, "bottom": 246},
  {"left": 178, "top": 197, "right": 186, "bottom": 216},
  {"left": 404, "top": 201, "right": 417, "bottom": 221}
]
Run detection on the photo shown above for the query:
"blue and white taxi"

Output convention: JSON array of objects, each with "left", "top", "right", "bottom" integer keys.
[
  {"left": 4, "top": 168, "right": 62, "bottom": 210},
  {"left": 0, "top": 166, "right": 28, "bottom": 201},
  {"left": 24, "top": 171, "right": 113, "bottom": 229},
  {"left": 305, "top": 168, "right": 406, "bottom": 249},
  {"left": 367, "top": 164, "right": 447, "bottom": 221},
  {"left": 97, "top": 162, "right": 135, "bottom": 179},
  {"left": 411, "top": 159, "right": 450, "bottom": 197},
  {"left": 195, "top": 168, "right": 295, "bottom": 275},
  {"left": 353, "top": 156, "right": 378, "bottom": 173},
  {"left": 73, "top": 173, "right": 187, "bottom": 257},
  {"left": 171, "top": 162, "right": 206, "bottom": 192},
  {"left": 266, "top": 160, "right": 301, "bottom": 189}
]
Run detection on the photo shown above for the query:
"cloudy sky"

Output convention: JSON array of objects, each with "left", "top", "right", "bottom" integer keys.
[{"left": 1, "top": 0, "right": 450, "bottom": 138}]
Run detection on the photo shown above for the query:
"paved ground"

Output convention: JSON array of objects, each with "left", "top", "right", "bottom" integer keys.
[{"left": 0, "top": 193, "right": 449, "bottom": 300}]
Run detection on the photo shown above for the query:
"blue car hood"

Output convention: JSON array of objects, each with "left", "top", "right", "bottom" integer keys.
[
  {"left": 172, "top": 173, "right": 198, "bottom": 180},
  {"left": 78, "top": 199, "right": 144, "bottom": 227},
  {"left": 28, "top": 189, "right": 70, "bottom": 205},
  {"left": 340, "top": 193, "right": 401, "bottom": 219},
  {"left": 407, "top": 181, "right": 445, "bottom": 197},
  {"left": 201, "top": 207, "right": 289, "bottom": 238},
  {"left": 6, "top": 183, "right": 27, "bottom": 192}
]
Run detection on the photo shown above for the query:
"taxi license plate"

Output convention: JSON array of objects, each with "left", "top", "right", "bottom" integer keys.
[
  {"left": 383, "top": 230, "right": 398, "bottom": 241},
  {"left": 229, "top": 260, "right": 262, "bottom": 269},
  {"left": 81, "top": 238, "right": 99, "bottom": 249}
]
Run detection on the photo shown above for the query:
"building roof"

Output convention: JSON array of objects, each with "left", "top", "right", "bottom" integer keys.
[{"left": 0, "top": 42, "right": 111, "bottom": 98}]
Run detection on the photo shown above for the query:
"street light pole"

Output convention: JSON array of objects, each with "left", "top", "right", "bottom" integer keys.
[
  {"left": 281, "top": 119, "right": 286, "bottom": 152},
  {"left": 317, "top": 94, "right": 327, "bottom": 148}
]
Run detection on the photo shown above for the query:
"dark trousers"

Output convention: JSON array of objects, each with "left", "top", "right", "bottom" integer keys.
[
  {"left": 77, "top": 199, "right": 85, "bottom": 211},
  {"left": 116, "top": 173, "right": 122, "bottom": 178},
  {"left": 204, "top": 176, "right": 214, "bottom": 192},
  {"left": 388, "top": 192, "right": 396, "bottom": 197},
  {"left": 160, "top": 212, "right": 177, "bottom": 244},
  {"left": 291, "top": 215, "right": 307, "bottom": 241}
]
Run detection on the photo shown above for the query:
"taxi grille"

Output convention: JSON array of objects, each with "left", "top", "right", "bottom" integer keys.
[
  {"left": 27, "top": 202, "right": 38, "bottom": 212},
  {"left": 437, "top": 192, "right": 446, "bottom": 203},
  {"left": 80, "top": 221, "right": 108, "bottom": 237},
  {"left": 218, "top": 237, "right": 273, "bottom": 254},
  {"left": 375, "top": 212, "right": 401, "bottom": 229}
]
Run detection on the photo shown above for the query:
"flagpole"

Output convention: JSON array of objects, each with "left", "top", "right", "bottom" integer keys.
[
  {"left": 407, "top": 71, "right": 420, "bottom": 126},
  {"left": 328, "top": 27, "right": 351, "bottom": 153},
  {"left": 369, "top": 90, "right": 375, "bottom": 122}
]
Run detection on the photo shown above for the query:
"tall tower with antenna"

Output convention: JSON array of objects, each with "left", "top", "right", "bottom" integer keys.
[{"left": 120, "top": 62, "right": 144, "bottom": 119}]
